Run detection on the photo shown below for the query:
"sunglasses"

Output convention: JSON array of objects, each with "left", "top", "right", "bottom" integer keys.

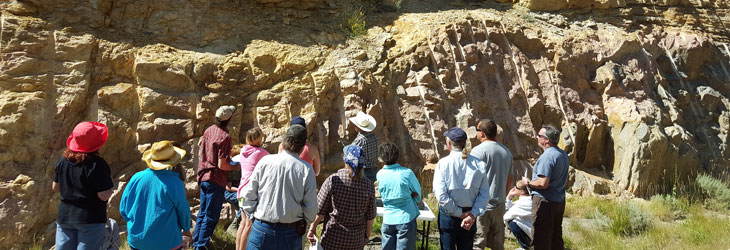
[{"left": 537, "top": 134, "right": 547, "bottom": 139}]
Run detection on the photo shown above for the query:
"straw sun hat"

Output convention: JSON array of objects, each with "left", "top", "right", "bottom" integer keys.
[{"left": 142, "top": 140, "right": 186, "bottom": 170}]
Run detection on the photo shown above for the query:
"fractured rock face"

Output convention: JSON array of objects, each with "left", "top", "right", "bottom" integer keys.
[{"left": 1, "top": 1, "right": 730, "bottom": 248}]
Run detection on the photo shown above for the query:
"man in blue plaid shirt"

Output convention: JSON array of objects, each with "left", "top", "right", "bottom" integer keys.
[{"left": 349, "top": 111, "right": 379, "bottom": 183}]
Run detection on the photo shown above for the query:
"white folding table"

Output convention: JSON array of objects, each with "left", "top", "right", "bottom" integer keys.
[{"left": 375, "top": 199, "right": 437, "bottom": 250}]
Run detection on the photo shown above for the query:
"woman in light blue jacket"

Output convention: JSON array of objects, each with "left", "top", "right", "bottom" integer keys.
[{"left": 376, "top": 143, "right": 422, "bottom": 250}]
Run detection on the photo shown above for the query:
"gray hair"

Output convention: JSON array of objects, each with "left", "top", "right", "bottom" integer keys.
[
  {"left": 446, "top": 137, "right": 468, "bottom": 159},
  {"left": 282, "top": 125, "right": 307, "bottom": 154},
  {"left": 446, "top": 137, "right": 465, "bottom": 150},
  {"left": 543, "top": 125, "right": 561, "bottom": 146}
]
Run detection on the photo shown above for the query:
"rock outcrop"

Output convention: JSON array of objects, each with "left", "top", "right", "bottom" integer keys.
[{"left": 1, "top": 0, "right": 729, "bottom": 248}]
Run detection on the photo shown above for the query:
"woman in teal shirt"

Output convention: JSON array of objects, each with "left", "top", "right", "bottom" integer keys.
[
  {"left": 120, "top": 141, "right": 192, "bottom": 250},
  {"left": 376, "top": 143, "right": 422, "bottom": 250}
]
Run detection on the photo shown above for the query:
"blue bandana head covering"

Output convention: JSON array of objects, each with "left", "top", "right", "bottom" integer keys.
[{"left": 343, "top": 145, "right": 364, "bottom": 176}]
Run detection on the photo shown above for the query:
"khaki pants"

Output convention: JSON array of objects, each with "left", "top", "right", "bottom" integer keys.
[{"left": 473, "top": 203, "right": 505, "bottom": 250}]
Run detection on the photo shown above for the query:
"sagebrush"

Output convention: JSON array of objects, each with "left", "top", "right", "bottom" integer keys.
[
  {"left": 341, "top": 6, "right": 367, "bottom": 38},
  {"left": 696, "top": 174, "right": 730, "bottom": 210},
  {"left": 594, "top": 202, "right": 652, "bottom": 236}
]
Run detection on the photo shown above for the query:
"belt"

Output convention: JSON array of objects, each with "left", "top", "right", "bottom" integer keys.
[
  {"left": 257, "top": 219, "right": 301, "bottom": 227},
  {"left": 461, "top": 206, "right": 472, "bottom": 211}
]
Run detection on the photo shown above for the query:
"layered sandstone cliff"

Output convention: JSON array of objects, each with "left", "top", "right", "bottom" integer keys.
[{"left": 1, "top": 0, "right": 729, "bottom": 247}]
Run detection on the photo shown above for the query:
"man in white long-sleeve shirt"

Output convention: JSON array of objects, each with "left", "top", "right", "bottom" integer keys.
[
  {"left": 241, "top": 125, "right": 318, "bottom": 250},
  {"left": 504, "top": 180, "right": 533, "bottom": 250},
  {"left": 433, "top": 127, "right": 491, "bottom": 250}
]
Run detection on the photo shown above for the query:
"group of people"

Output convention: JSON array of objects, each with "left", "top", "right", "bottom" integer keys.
[
  {"left": 51, "top": 104, "right": 569, "bottom": 250},
  {"left": 431, "top": 120, "right": 569, "bottom": 250}
]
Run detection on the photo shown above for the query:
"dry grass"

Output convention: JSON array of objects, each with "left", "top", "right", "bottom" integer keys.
[{"left": 563, "top": 193, "right": 730, "bottom": 250}]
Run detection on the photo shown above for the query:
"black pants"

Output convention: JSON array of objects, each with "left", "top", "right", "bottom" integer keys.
[{"left": 532, "top": 195, "right": 565, "bottom": 250}]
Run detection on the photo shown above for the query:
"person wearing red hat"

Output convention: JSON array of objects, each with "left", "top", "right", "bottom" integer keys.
[{"left": 52, "top": 121, "right": 114, "bottom": 250}]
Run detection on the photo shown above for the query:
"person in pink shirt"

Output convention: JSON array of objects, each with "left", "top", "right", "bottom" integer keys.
[
  {"left": 279, "top": 116, "right": 321, "bottom": 176},
  {"left": 235, "top": 128, "right": 269, "bottom": 250}
]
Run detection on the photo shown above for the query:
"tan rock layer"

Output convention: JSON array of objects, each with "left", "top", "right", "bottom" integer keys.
[
  {"left": 523, "top": 0, "right": 730, "bottom": 10},
  {"left": 1, "top": 1, "right": 730, "bottom": 248}
]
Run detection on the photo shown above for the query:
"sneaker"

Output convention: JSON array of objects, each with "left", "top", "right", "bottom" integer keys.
[{"left": 369, "top": 237, "right": 381, "bottom": 244}]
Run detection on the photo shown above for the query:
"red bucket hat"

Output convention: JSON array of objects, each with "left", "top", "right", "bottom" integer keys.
[{"left": 66, "top": 122, "right": 109, "bottom": 153}]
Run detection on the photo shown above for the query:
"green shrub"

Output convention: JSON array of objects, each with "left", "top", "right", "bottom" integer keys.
[
  {"left": 696, "top": 174, "right": 730, "bottom": 210},
  {"left": 565, "top": 196, "right": 606, "bottom": 218},
  {"left": 649, "top": 194, "right": 689, "bottom": 220},
  {"left": 341, "top": 6, "right": 368, "bottom": 38},
  {"left": 372, "top": 216, "right": 383, "bottom": 235},
  {"left": 522, "top": 13, "right": 536, "bottom": 23},
  {"left": 595, "top": 202, "right": 653, "bottom": 236}
]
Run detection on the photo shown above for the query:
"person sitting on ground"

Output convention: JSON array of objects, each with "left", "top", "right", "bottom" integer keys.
[
  {"left": 307, "top": 145, "right": 376, "bottom": 250},
  {"left": 53, "top": 121, "right": 114, "bottom": 250},
  {"left": 377, "top": 142, "right": 421, "bottom": 250},
  {"left": 503, "top": 180, "right": 533, "bottom": 250},
  {"left": 120, "top": 140, "right": 192, "bottom": 250},
  {"left": 224, "top": 144, "right": 243, "bottom": 235},
  {"left": 225, "top": 179, "right": 242, "bottom": 232},
  {"left": 235, "top": 129, "right": 269, "bottom": 250}
]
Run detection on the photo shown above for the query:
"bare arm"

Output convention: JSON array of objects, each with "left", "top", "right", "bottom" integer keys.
[
  {"left": 307, "top": 214, "right": 325, "bottom": 244},
  {"left": 522, "top": 176, "right": 550, "bottom": 190},
  {"left": 309, "top": 145, "right": 321, "bottom": 176},
  {"left": 225, "top": 182, "right": 238, "bottom": 192},
  {"left": 97, "top": 189, "right": 113, "bottom": 201},
  {"left": 366, "top": 219, "right": 374, "bottom": 238},
  {"left": 218, "top": 158, "right": 238, "bottom": 171},
  {"left": 52, "top": 181, "right": 60, "bottom": 193}
]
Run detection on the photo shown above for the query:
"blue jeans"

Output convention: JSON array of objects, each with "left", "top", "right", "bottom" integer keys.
[
  {"left": 224, "top": 190, "right": 241, "bottom": 218},
  {"left": 246, "top": 220, "right": 302, "bottom": 250},
  {"left": 55, "top": 223, "right": 106, "bottom": 250},
  {"left": 193, "top": 181, "right": 225, "bottom": 249},
  {"left": 438, "top": 208, "right": 476, "bottom": 250},
  {"left": 508, "top": 220, "right": 532, "bottom": 249},
  {"left": 381, "top": 218, "right": 417, "bottom": 250}
]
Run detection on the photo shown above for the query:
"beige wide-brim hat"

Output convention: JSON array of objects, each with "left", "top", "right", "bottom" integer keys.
[
  {"left": 142, "top": 140, "right": 187, "bottom": 170},
  {"left": 348, "top": 111, "right": 376, "bottom": 132}
]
